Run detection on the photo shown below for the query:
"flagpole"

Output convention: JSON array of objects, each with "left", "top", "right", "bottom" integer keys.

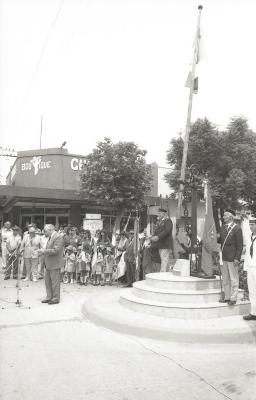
[{"left": 176, "top": 5, "right": 203, "bottom": 231}]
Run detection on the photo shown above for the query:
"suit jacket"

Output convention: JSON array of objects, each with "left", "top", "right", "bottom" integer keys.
[
  {"left": 43, "top": 231, "right": 64, "bottom": 270},
  {"left": 219, "top": 223, "right": 243, "bottom": 262},
  {"left": 21, "top": 234, "right": 41, "bottom": 259},
  {"left": 152, "top": 218, "right": 173, "bottom": 249}
]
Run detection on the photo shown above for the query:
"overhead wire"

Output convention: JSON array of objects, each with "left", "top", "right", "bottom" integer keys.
[{"left": 14, "top": 0, "right": 66, "bottom": 133}]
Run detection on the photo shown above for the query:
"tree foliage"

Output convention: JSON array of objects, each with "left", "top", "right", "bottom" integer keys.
[
  {"left": 165, "top": 117, "right": 256, "bottom": 212},
  {"left": 80, "top": 138, "right": 152, "bottom": 216}
]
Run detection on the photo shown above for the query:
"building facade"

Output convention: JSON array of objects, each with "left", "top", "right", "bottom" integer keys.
[{"left": 1, "top": 147, "right": 159, "bottom": 231}]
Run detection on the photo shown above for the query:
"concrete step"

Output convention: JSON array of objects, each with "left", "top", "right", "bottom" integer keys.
[
  {"left": 82, "top": 290, "right": 256, "bottom": 344},
  {"left": 120, "top": 289, "right": 250, "bottom": 319},
  {"left": 132, "top": 281, "right": 245, "bottom": 304},
  {"left": 145, "top": 272, "right": 221, "bottom": 291}
]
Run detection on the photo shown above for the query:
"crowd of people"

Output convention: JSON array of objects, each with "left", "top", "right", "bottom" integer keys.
[
  {"left": 0, "top": 208, "right": 174, "bottom": 291},
  {"left": 2, "top": 206, "right": 255, "bottom": 322}
]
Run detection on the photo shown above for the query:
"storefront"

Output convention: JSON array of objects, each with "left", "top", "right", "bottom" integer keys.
[{"left": 0, "top": 147, "right": 159, "bottom": 231}]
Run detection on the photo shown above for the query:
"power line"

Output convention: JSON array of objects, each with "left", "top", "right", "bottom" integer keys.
[
  {"left": 27, "top": 0, "right": 66, "bottom": 93},
  {"left": 14, "top": 0, "right": 66, "bottom": 134}
]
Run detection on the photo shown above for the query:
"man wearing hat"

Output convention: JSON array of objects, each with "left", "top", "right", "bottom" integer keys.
[
  {"left": 219, "top": 209, "right": 243, "bottom": 306},
  {"left": 151, "top": 208, "right": 173, "bottom": 272},
  {"left": 243, "top": 216, "right": 256, "bottom": 320},
  {"left": 5, "top": 226, "right": 22, "bottom": 280}
]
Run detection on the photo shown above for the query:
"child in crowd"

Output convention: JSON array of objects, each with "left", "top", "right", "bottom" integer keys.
[
  {"left": 77, "top": 245, "right": 91, "bottom": 285},
  {"left": 103, "top": 247, "right": 116, "bottom": 286},
  {"left": 64, "top": 245, "right": 77, "bottom": 283},
  {"left": 92, "top": 247, "right": 104, "bottom": 286}
]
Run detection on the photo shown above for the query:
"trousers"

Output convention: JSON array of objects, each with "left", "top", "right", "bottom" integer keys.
[
  {"left": 24, "top": 258, "right": 39, "bottom": 279},
  {"left": 5, "top": 253, "right": 18, "bottom": 278},
  {"left": 126, "top": 261, "right": 136, "bottom": 286},
  {"left": 1, "top": 244, "right": 8, "bottom": 270},
  {"left": 248, "top": 268, "right": 256, "bottom": 316},
  {"left": 159, "top": 249, "right": 172, "bottom": 272},
  {"left": 221, "top": 261, "right": 239, "bottom": 301},
  {"left": 45, "top": 268, "right": 61, "bottom": 302}
]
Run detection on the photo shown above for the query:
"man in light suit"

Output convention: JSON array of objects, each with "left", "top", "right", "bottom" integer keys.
[{"left": 37, "top": 224, "right": 64, "bottom": 305}]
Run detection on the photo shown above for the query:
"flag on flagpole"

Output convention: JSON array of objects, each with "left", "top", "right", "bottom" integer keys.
[
  {"left": 185, "top": 22, "right": 201, "bottom": 94},
  {"left": 201, "top": 182, "right": 218, "bottom": 276}
]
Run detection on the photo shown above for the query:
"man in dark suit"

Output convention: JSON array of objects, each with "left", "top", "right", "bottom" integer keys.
[
  {"left": 37, "top": 224, "right": 64, "bottom": 305},
  {"left": 219, "top": 209, "right": 243, "bottom": 306},
  {"left": 150, "top": 208, "right": 173, "bottom": 272}
]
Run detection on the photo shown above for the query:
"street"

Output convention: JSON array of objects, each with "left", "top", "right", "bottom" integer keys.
[{"left": 0, "top": 275, "right": 255, "bottom": 400}]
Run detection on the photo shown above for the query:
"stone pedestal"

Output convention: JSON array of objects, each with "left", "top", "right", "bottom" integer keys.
[
  {"left": 173, "top": 258, "right": 190, "bottom": 277},
  {"left": 119, "top": 272, "right": 249, "bottom": 320}
]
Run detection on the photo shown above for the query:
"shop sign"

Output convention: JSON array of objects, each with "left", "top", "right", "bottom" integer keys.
[
  {"left": 21, "top": 156, "right": 52, "bottom": 176},
  {"left": 71, "top": 158, "right": 86, "bottom": 171}
]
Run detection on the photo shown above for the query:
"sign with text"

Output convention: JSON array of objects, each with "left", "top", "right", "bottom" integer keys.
[
  {"left": 83, "top": 219, "right": 103, "bottom": 236},
  {"left": 85, "top": 214, "right": 101, "bottom": 220}
]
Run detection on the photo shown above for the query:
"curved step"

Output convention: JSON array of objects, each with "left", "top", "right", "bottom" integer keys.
[
  {"left": 82, "top": 290, "right": 256, "bottom": 343},
  {"left": 145, "top": 272, "right": 221, "bottom": 291},
  {"left": 120, "top": 289, "right": 250, "bottom": 320},
  {"left": 132, "top": 281, "right": 245, "bottom": 304}
]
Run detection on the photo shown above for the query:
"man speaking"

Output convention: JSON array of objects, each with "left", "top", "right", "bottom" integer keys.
[{"left": 37, "top": 224, "right": 64, "bottom": 305}]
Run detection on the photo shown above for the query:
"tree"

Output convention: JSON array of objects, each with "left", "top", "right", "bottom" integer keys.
[
  {"left": 165, "top": 117, "right": 256, "bottom": 219},
  {"left": 80, "top": 138, "right": 152, "bottom": 230}
]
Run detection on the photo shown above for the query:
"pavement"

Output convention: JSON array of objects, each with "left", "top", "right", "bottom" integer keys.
[{"left": 0, "top": 273, "right": 256, "bottom": 400}]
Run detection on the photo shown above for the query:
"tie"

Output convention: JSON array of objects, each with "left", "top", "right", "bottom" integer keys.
[{"left": 250, "top": 235, "right": 256, "bottom": 258}]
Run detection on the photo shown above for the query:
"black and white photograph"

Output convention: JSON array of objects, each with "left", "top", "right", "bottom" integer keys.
[{"left": 0, "top": 1, "right": 256, "bottom": 399}]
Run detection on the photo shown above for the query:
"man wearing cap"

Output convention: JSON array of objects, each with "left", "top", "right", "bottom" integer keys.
[
  {"left": 5, "top": 226, "right": 22, "bottom": 280},
  {"left": 219, "top": 209, "right": 243, "bottom": 306},
  {"left": 151, "top": 208, "right": 173, "bottom": 272},
  {"left": 243, "top": 216, "right": 256, "bottom": 320},
  {"left": 37, "top": 224, "right": 64, "bottom": 305}
]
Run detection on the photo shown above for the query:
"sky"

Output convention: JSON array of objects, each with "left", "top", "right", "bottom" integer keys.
[{"left": 1, "top": 0, "right": 256, "bottom": 193}]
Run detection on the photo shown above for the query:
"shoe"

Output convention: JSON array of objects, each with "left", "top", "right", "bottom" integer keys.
[
  {"left": 33, "top": 278, "right": 38, "bottom": 282},
  {"left": 228, "top": 300, "right": 236, "bottom": 306},
  {"left": 243, "top": 314, "right": 256, "bottom": 321},
  {"left": 41, "top": 299, "right": 50, "bottom": 303},
  {"left": 219, "top": 299, "right": 229, "bottom": 303},
  {"left": 13, "top": 276, "right": 18, "bottom": 280},
  {"left": 4, "top": 277, "right": 10, "bottom": 280},
  {"left": 48, "top": 300, "right": 59, "bottom": 305},
  {"left": 22, "top": 277, "right": 29, "bottom": 281}
]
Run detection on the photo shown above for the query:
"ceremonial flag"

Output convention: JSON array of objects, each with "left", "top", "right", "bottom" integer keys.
[
  {"left": 201, "top": 182, "right": 218, "bottom": 276},
  {"left": 133, "top": 215, "right": 140, "bottom": 280},
  {"left": 185, "top": 19, "right": 201, "bottom": 94}
]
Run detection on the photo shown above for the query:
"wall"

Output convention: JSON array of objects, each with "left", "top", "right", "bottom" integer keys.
[
  {"left": 7, "top": 148, "right": 86, "bottom": 191},
  {"left": 7, "top": 147, "right": 158, "bottom": 195}
]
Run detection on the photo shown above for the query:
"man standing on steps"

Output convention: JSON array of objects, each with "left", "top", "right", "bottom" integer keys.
[
  {"left": 243, "top": 216, "right": 256, "bottom": 321},
  {"left": 219, "top": 209, "right": 243, "bottom": 306},
  {"left": 37, "top": 224, "right": 64, "bottom": 305},
  {"left": 150, "top": 208, "right": 173, "bottom": 273}
]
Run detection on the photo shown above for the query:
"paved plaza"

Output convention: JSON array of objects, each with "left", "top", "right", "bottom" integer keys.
[{"left": 0, "top": 273, "right": 255, "bottom": 400}]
